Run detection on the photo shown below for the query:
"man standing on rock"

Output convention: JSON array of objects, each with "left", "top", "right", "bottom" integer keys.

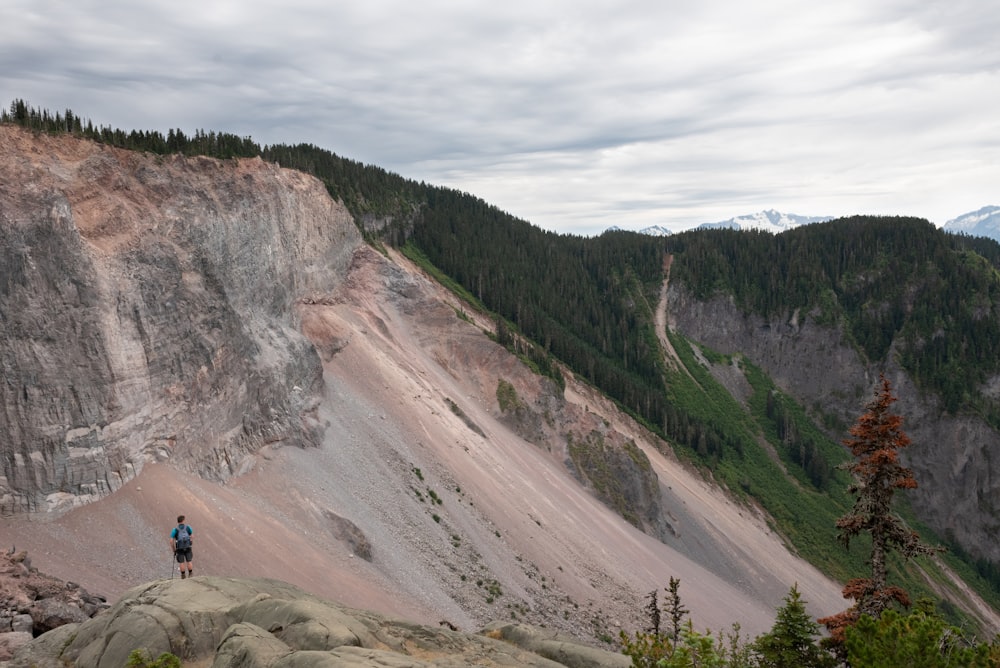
[{"left": 170, "top": 515, "right": 194, "bottom": 579}]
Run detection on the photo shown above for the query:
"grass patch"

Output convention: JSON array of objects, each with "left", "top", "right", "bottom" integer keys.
[{"left": 496, "top": 378, "right": 524, "bottom": 413}]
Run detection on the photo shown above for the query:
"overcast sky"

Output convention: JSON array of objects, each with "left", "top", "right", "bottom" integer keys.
[{"left": 2, "top": 1, "right": 997, "bottom": 235}]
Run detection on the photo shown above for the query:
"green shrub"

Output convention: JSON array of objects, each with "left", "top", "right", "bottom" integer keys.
[
  {"left": 126, "top": 650, "right": 181, "bottom": 668},
  {"left": 496, "top": 379, "right": 523, "bottom": 412}
]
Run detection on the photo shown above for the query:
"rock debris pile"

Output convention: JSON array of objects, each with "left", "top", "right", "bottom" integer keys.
[{"left": 0, "top": 550, "right": 109, "bottom": 662}]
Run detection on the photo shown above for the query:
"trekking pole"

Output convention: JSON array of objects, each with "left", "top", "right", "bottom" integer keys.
[{"left": 169, "top": 551, "right": 175, "bottom": 580}]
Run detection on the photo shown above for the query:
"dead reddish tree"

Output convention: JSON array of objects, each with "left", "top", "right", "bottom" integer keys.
[{"left": 819, "top": 374, "right": 941, "bottom": 646}]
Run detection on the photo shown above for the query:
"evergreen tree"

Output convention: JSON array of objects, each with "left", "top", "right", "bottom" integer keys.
[
  {"left": 665, "top": 576, "right": 689, "bottom": 643},
  {"left": 644, "top": 589, "right": 662, "bottom": 636},
  {"left": 753, "top": 584, "right": 834, "bottom": 667},
  {"left": 620, "top": 622, "right": 729, "bottom": 668},
  {"left": 820, "top": 374, "right": 942, "bottom": 646},
  {"left": 845, "top": 603, "right": 994, "bottom": 667}
]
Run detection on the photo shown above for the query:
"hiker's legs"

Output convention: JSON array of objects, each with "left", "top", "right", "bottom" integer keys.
[{"left": 176, "top": 549, "right": 192, "bottom": 577}]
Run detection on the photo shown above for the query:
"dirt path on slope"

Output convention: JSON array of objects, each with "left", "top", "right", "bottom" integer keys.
[{"left": 655, "top": 254, "right": 700, "bottom": 386}]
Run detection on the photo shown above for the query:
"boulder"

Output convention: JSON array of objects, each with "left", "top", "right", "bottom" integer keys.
[
  {"left": 483, "top": 622, "right": 631, "bottom": 668},
  {"left": 28, "top": 598, "right": 90, "bottom": 634},
  {"left": 10, "top": 576, "right": 629, "bottom": 668},
  {"left": 0, "top": 550, "right": 108, "bottom": 662}
]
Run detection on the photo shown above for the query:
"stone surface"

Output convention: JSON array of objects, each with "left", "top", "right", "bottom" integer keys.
[
  {"left": 0, "top": 633, "right": 33, "bottom": 664},
  {"left": 9, "top": 576, "right": 630, "bottom": 668},
  {"left": 0, "top": 550, "right": 108, "bottom": 662},
  {"left": 0, "top": 126, "right": 362, "bottom": 515}
]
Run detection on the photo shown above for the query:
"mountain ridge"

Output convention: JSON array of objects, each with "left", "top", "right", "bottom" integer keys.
[
  {"left": 5, "top": 122, "right": 1000, "bottom": 644},
  {"left": 694, "top": 209, "right": 833, "bottom": 233},
  {"left": 943, "top": 205, "right": 1000, "bottom": 241},
  {"left": 611, "top": 210, "right": 834, "bottom": 236},
  {"left": 0, "top": 125, "right": 851, "bottom": 646},
  {"left": 626, "top": 206, "right": 1000, "bottom": 237}
]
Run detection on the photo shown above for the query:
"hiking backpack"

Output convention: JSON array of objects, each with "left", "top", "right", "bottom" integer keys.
[{"left": 174, "top": 524, "right": 192, "bottom": 550}]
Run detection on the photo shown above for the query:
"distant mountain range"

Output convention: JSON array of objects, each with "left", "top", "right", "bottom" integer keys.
[
  {"left": 621, "top": 210, "right": 832, "bottom": 236},
  {"left": 693, "top": 209, "right": 833, "bottom": 234},
  {"left": 623, "top": 206, "right": 1000, "bottom": 241},
  {"left": 635, "top": 224, "right": 672, "bottom": 237},
  {"left": 942, "top": 206, "right": 1000, "bottom": 242}
]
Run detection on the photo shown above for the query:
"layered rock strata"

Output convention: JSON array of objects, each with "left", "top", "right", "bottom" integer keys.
[{"left": 0, "top": 127, "right": 361, "bottom": 515}]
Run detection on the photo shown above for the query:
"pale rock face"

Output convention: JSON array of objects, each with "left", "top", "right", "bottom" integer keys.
[
  {"left": 666, "top": 282, "right": 1000, "bottom": 562},
  {"left": 8, "top": 576, "right": 631, "bottom": 668},
  {"left": 0, "top": 127, "right": 362, "bottom": 515}
]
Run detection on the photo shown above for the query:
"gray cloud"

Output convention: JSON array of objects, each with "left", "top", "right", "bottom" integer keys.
[{"left": 2, "top": 0, "right": 996, "bottom": 233}]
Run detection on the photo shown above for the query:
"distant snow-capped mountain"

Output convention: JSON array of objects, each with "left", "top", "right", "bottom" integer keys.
[
  {"left": 613, "top": 207, "right": 1000, "bottom": 240},
  {"left": 696, "top": 209, "right": 833, "bottom": 234},
  {"left": 603, "top": 224, "right": 673, "bottom": 236},
  {"left": 611, "top": 210, "right": 830, "bottom": 237},
  {"left": 637, "top": 224, "right": 672, "bottom": 237},
  {"left": 942, "top": 206, "right": 1000, "bottom": 242}
]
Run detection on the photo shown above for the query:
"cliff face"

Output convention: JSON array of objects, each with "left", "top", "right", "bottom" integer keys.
[
  {"left": 0, "top": 126, "right": 361, "bottom": 515},
  {"left": 666, "top": 283, "right": 1000, "bottom": 562}
]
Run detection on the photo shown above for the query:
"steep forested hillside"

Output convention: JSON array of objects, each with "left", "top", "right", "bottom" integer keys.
[
  {"left": 667, "top": 220, "right": 1000, "bottom": 414},
  {"left": 8, "top": 100, "right": 1000, "bottom": 626}
]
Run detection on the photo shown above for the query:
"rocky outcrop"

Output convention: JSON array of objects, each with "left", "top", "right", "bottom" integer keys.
[
  {"left": 0, "top": 550, "right": 109, "bottom": 661},
  {"left": 566, "top": 431, "right": 674, "bottom": 541},
  {"left": 494, "top": 370, "right": 672, "bottom": 541},
  {"left": 665, "top": 286, "right": 871, "bottom": 419},
  {"left": 7, "top": 576, "right": 630, "bottom": 668},
  {"left": 0, "top": 127, "right": 362, "bottom": 515},
  {"left": 666, "top": 282, "right": 1000, "bottom": 562}
]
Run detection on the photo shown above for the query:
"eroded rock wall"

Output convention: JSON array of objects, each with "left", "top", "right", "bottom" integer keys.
[
  {"left": 0, "top": 127, "right": 361, "bottom": 515},
  {"left": 666, "top": 282, "right": 1000, "bottom": 561}
]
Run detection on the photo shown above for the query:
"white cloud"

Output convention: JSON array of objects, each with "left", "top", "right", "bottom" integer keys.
[{"left": 1, "top": 0, "right": 996, "bottom": 233}]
